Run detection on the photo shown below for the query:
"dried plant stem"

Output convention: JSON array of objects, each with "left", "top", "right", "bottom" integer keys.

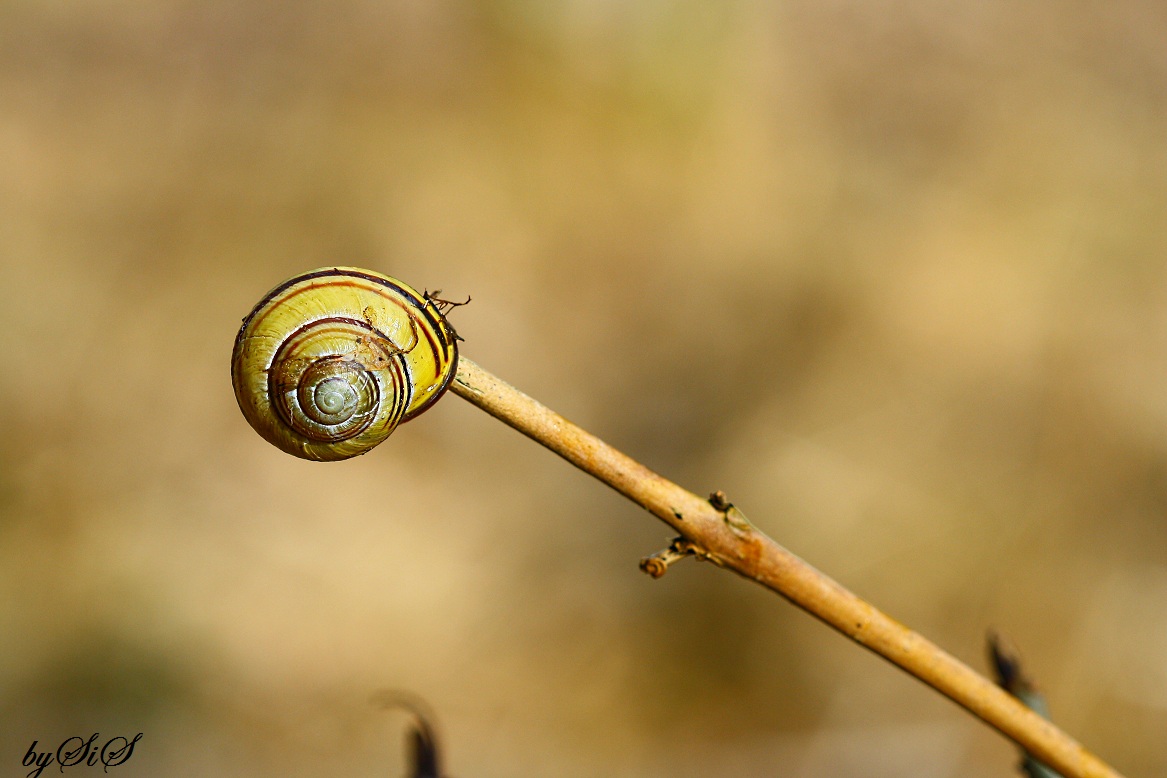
[{"left": 450, "top": 357, "right": 1123, "bottom": 778}]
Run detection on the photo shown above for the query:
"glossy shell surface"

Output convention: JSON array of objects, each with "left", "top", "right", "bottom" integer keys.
[{"left": 231, "top": 267, "right": 458, "bottom": 461}]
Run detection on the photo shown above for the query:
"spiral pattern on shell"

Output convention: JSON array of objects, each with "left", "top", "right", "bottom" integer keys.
[{"left": 231, "top": 267, "right": 459, "bottom": 461}]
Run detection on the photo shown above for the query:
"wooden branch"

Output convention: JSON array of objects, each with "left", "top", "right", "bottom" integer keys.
[{"left": 450, "top": 356, "right": 1123, "bottom": 778}]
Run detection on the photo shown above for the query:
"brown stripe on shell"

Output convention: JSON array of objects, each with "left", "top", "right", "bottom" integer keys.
[
  {"left": 402, "top": 312, "right": 459, "bottom": 421},
  {"left": 239, "top": 268, "right": 452, "bottom": 346},
  {"left": 266, "top": 316, "right": 402, "bottom": 372}
]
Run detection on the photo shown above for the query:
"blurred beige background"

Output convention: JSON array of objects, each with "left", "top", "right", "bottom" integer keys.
[{"left": 1, "top": 1, "right": 1165, "bottom": 775}]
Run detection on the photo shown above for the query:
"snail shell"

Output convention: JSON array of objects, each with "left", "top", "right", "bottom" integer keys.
[{"left": 231, "top": 267, "right": 458, "bottom": 461}]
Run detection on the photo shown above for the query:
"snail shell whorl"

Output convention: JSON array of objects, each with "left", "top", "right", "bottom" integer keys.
[{"left": 231, "top": 267, "right": 459, "bottom": 461}]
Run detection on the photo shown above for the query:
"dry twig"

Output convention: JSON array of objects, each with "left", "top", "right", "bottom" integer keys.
[{"left": 450, "top": 356, "right": 1123, "bottom": 778}]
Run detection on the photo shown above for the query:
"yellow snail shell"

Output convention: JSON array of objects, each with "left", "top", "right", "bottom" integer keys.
[{"left": 231, "top": 267, "right": 459, "bottom": 461}]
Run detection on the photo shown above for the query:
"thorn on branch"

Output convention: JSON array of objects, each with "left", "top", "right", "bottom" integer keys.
[
  {"left": 640, "top": 537, "right": 698, "bottom": 578},
  {"left": 639, "top": 537, "right": 722, "bottom": 578}
]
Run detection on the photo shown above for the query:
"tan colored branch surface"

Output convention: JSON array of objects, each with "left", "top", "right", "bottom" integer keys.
[{"left": 450, "top": 356, "right": 1123, "bottom": 778}]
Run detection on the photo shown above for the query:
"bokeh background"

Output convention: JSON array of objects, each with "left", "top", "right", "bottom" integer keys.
[{"left": 2, "top": 1, "right": 1165, "bottom": 775}]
